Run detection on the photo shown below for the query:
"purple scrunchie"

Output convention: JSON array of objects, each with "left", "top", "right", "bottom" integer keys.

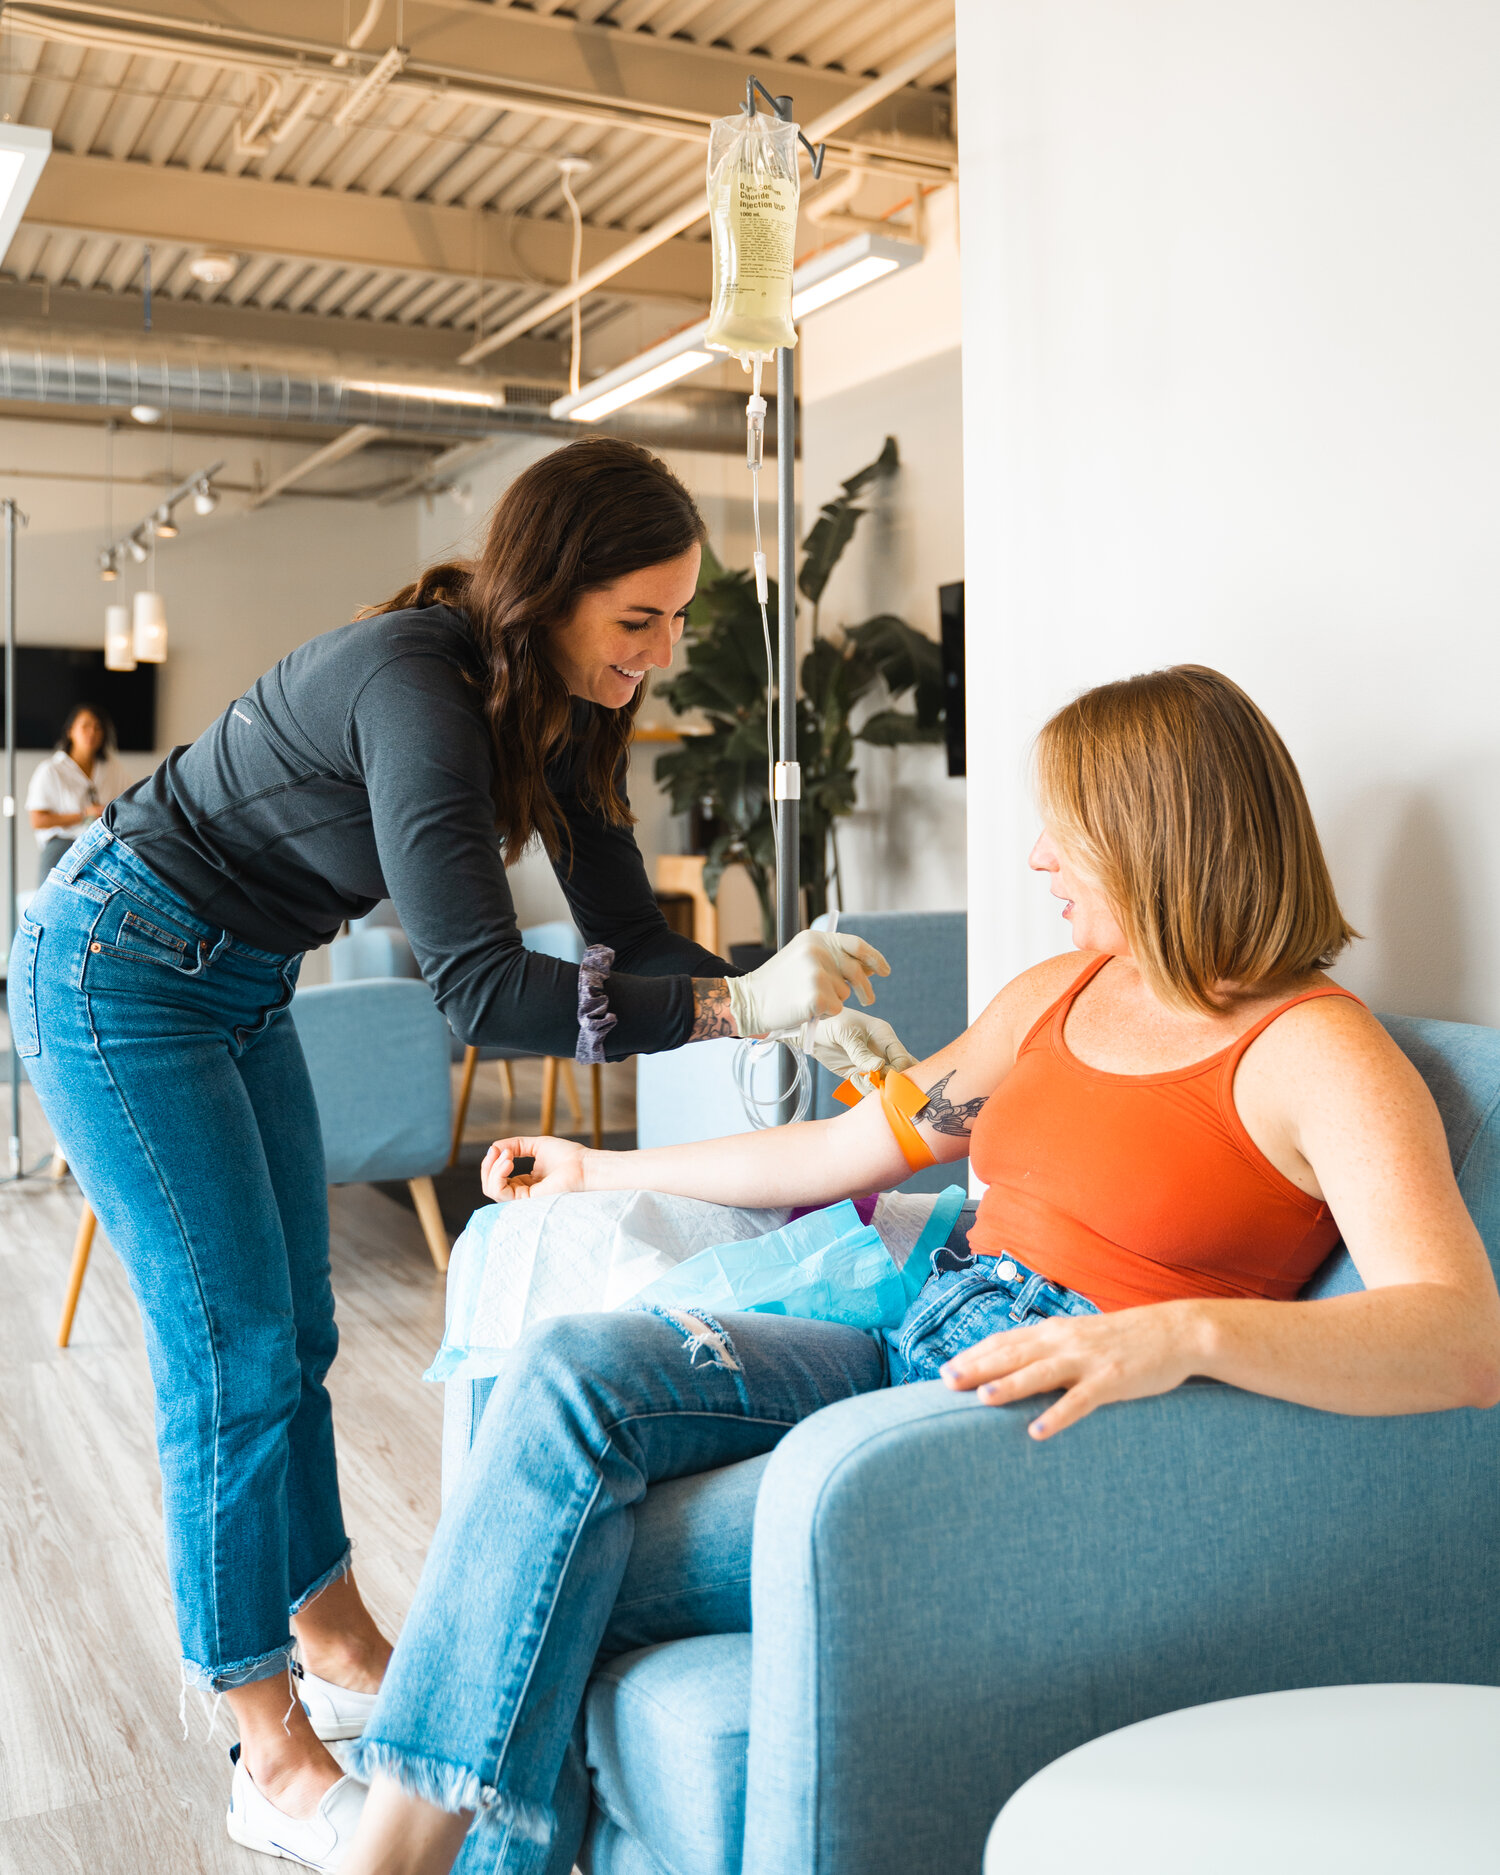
[{"left": 575, "top": 943, "right": 617, "bottom": 1065}]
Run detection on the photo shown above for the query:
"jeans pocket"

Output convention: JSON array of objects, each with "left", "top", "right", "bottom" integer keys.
[
  {"left": 90, "top": 902, "right": 204, "bottom": 976},
  {"left": 7, "top": 915, "right": 42, "bottom": 1057}
]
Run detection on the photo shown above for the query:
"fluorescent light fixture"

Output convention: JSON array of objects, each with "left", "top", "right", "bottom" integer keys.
[
  {"left": 340, "top": 378, "right": 503, "bottom": 409},
  {"left": 564, "top": 349, "right": 715, "bottom": 424},
  {"left": 787, "top": 231, "right": 922, "bottom": 319},
  {"left": 0, "top": 124, "right": 49, "bottom": 266},
  {"left": 793, "top": 254, "right": 897, "bottom": 317},
  {"left": 550, "top": 230, "right": 923, "bottom": 425}
]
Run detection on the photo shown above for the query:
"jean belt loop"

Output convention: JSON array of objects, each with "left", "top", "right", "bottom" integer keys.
[
  {"left": 205, "top": 929, "right": 234, "bottom": 966},
  {"left": 1010, "top": 1273, "right": 1045, "bottom": 1321}
]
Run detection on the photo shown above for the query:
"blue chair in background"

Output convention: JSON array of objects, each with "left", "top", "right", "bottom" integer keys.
[
  {"left": 636, "top": 909, "right": 968, "bottom": 1194},
  {"left": 447, "top": 1012, "right": 1500, "bottom": 1875},
  {"left": 331, "top": 909, "right": 600, "bottom": 1163},
  {"left": 289, "top": 976, "right": 454, "bottom": 1271}
]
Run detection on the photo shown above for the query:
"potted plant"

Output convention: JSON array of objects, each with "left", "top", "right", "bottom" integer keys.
[{"left": 654, "top": 438, "right": 945, "bottom": 953}]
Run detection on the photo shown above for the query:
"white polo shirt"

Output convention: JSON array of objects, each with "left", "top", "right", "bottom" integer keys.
[{"left": 25, "top": 750, "right": 106, "bottom": 851}]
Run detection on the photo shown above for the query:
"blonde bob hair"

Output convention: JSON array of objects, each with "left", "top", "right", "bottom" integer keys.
[{"left": 1034, "top": 665, "right": 1356, "bottom": 1013}]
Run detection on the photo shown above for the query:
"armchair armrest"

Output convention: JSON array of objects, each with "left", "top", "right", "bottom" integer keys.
[{"left": 743, "top": 1378, "right": 1500, "bottom": 1875}]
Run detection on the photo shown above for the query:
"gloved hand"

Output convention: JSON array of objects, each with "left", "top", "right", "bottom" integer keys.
[
  {"left": 793, "top": 1011, "right": 918, "bottom": 1085},
  {"left": 725, "top": 930, "right": 889, "bottom": 1038}
]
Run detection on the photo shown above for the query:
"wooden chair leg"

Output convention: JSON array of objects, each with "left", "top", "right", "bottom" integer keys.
[
  {"left": 57, "top": 1202, "right": 97, "bottom": 1348},
  {"left": 407, "top": 1177, "right": 450, "bottom": 1273},
  {"left": 590, "top": 1062, "right": 604, "bottom": 1151},
  {"left": 539, "top": 1056, "right": 559, "bottom": 1136},
  {"left": 448, "top": 1045, "right": 479, "bottom": 1169},
  {"left": 48, "top": 1150, "right": 68, "bottom": 1181},
  {"left": 558, "top": 1058, "right": 583, "bottom": 1125},
  {"left": 498, "top": 1058, "right": 515, "bottom": 1101}
]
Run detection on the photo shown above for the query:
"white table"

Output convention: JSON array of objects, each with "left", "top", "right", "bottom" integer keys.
[{"left": 984, "top": 1683, "right": 1500, "bottom": 1875}]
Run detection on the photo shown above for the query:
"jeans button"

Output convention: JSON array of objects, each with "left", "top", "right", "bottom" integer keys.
[
  {"left": 997, "top": 1260, "right": 1017, "bottom": 1280},
  {"left": 90, "top": 942, "right": 101, "bottom": 953}
]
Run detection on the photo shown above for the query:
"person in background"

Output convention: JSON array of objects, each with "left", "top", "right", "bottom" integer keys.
[{"left": 27, "top": 703, "right": 114, "bottom": 880}]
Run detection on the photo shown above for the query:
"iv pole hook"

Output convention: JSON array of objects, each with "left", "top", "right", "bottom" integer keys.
[{"left": 745, "top": 74, "right": 825, "bottom": 178}]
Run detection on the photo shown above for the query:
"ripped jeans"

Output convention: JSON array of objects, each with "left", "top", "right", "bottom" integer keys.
[
  {"left": 12, "top": 820, "right": 349, "bottom": 1693},
  {"left": 355, "top": 1255, "right": 1099, "bottom": 1873},
  {"left": 352, "top": 1307, "right": 887, "bottom": 1873}
]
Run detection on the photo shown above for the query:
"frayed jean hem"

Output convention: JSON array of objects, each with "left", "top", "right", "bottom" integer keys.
[
  {"left": 347, "top": 1739, "right": 555, "bottom": 1866},
  {"left": 182, "top": 1639, "right": 297, "bottom": 1696},
  {"left": 289, "top": 1540, "right": 354, "bottom": 1618}
]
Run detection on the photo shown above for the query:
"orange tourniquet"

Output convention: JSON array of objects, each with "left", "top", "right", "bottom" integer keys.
[
  {"left": 968, "top": 955, "right": 1365, "bottom": 1313},
  {"left": 832, "top": 1068, "right": 937, "bottom": 1172}
]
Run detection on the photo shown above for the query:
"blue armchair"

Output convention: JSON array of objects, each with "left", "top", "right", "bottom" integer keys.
[
  {"left": 289, "top": 977, "right": 454, "bottom": 1271},
  {"left": 451, "top": 1012, "right": 1500, "bottom": 1875}
]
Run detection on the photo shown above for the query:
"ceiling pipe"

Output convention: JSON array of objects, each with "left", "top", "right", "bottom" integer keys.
[
  {"left": 455, "top": 28, "right": 957, "bottom": 369},
  {"left": 0, "top": 338, "right": 774, "bottom": 454}
]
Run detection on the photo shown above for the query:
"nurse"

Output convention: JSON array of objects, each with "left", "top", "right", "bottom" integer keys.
[{"left": 12, "top": 438, "right": 906, "bottom": 1870}]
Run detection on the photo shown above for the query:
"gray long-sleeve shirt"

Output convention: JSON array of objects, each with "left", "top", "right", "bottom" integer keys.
[{"left": 106, "top": 604, "right": 728, "bottom": 1059}]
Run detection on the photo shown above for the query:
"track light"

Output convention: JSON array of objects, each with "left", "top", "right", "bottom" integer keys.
[
  {"left": 153, "top": 504, "right": 179, "bottom": 538},
  {"left": 98, "top": 549, "right": 117, "bottom": 582},
  {"left": 192, "top": 480, "right": 219, "bottom": 516},
  {"left": 131, "top": 403, "right": 163, "bottom": 424},
  {"left": 126, "top": 532, "right": 149, "bottom": 564}
]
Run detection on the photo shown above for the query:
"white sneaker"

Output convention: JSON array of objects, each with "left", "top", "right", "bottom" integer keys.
[
  {"left": 293, "top": 1659, "right": 381, "bottom": 1742},
  {"left": 225, "top": 1743, "right": 367, "bottom": 1870}
]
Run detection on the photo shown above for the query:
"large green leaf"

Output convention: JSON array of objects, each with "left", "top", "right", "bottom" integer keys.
[{"left": 796, "top": 437, "right": 900, "bottom": 609}]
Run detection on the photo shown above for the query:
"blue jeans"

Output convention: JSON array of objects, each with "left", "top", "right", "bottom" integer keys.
[
  {"left": 352, "top": 1242, "right": 1097, "bottom": 1873},
  {"left": 11, "top": 820, "right": 348, "bottom": 1691}
]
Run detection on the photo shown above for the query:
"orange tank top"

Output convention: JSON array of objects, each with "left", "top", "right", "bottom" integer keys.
[{"left": 967, "top": 955, "right": 1364, "bottom": 1312}]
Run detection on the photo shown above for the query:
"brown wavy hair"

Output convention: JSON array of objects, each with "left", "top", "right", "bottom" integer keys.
[
  {"left": 1035, "top": 665, "right": 1357, "bottom": 1012},
  {"left": 361, "top": 437, "right": 705, "bottom": 863}
]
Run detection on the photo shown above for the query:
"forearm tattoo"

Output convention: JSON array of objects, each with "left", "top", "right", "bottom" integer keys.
[
  {"left": 914, "top": 1071, "right": 987, "bottom": 1138},
  {"left": 690, "top": 979, "right": 735, "bottom": 1041}
]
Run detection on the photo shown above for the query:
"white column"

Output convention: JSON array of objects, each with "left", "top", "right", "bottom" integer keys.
[{"left": 957, "top": 0, "right": 1500, "bottom": 1024}]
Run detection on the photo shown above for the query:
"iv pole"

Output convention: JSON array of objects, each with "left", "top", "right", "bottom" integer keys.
[
  {"left": 4, "top": 497, "right": 22, "bottom": 1178},
  {"left": 742, "top": 77, "right": 823, "bottom": 958}
]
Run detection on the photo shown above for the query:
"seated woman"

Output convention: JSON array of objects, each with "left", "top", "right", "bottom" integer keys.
[{"left": 341, "top": 664, "right": 1500, "bottom": 1875}]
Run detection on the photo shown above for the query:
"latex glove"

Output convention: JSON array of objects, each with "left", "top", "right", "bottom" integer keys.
[
  {"left": 789, "top": 1011, "right": 918, "bottom": 1086},
  {"left": 725, "top": 930, "right": 889, "bottom": 1038}
]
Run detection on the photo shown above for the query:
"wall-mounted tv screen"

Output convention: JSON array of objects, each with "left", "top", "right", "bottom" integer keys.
[{"left": 0, "top": 646, "right": 158, "bottom": 751}]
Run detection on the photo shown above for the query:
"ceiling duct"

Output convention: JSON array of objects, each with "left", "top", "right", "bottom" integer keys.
[
  {"left": 0, "top": 337, "right": 775, "bottom": 454},
  {"left": 0, "top": 344, "right": 511, "bottom": 436}
]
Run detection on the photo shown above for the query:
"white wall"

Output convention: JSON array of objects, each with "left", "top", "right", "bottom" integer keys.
[
  {"left": 798, "top": 187, "right": 967, "bottom": 914},
  {"left": 957, "top": 0, "right": 1500, "bottom": 1025}
]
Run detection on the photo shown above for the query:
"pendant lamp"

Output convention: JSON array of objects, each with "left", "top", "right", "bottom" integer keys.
[
  {"left": 104, "top": 602, "right": 136, "bottom": 671},
  {"left": 133, "top": 588, "right": 167, "bottom": 663}
]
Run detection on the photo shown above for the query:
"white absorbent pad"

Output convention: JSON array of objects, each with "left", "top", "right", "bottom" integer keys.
[
  {"left": 426, "top": 1191, "right": 790, "bottom": 1383},
  {"left": 426, "top": 1188, "right": 965, "bottom": 1385}
]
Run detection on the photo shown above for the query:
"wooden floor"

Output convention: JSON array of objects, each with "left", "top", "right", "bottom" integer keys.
[{"left": 0, "top": 1056, "right": 636, "bottom": 1875}]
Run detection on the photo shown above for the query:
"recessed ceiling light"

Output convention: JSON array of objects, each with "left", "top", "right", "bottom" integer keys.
[
  {"left": 189, "top": 251, "right": 238, "bottom": 286},
  {"left": 131, "top": 403, "right": 163, "bottom": 424}
]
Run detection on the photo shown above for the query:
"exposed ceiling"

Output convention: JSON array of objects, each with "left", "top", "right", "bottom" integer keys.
[{"left": 0, "top": 0, "right": 957, "bottom": 489}]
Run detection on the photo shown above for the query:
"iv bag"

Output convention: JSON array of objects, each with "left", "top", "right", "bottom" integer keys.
[{"left": 704, "top": 109, "right": 801, "bottom": 359}]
